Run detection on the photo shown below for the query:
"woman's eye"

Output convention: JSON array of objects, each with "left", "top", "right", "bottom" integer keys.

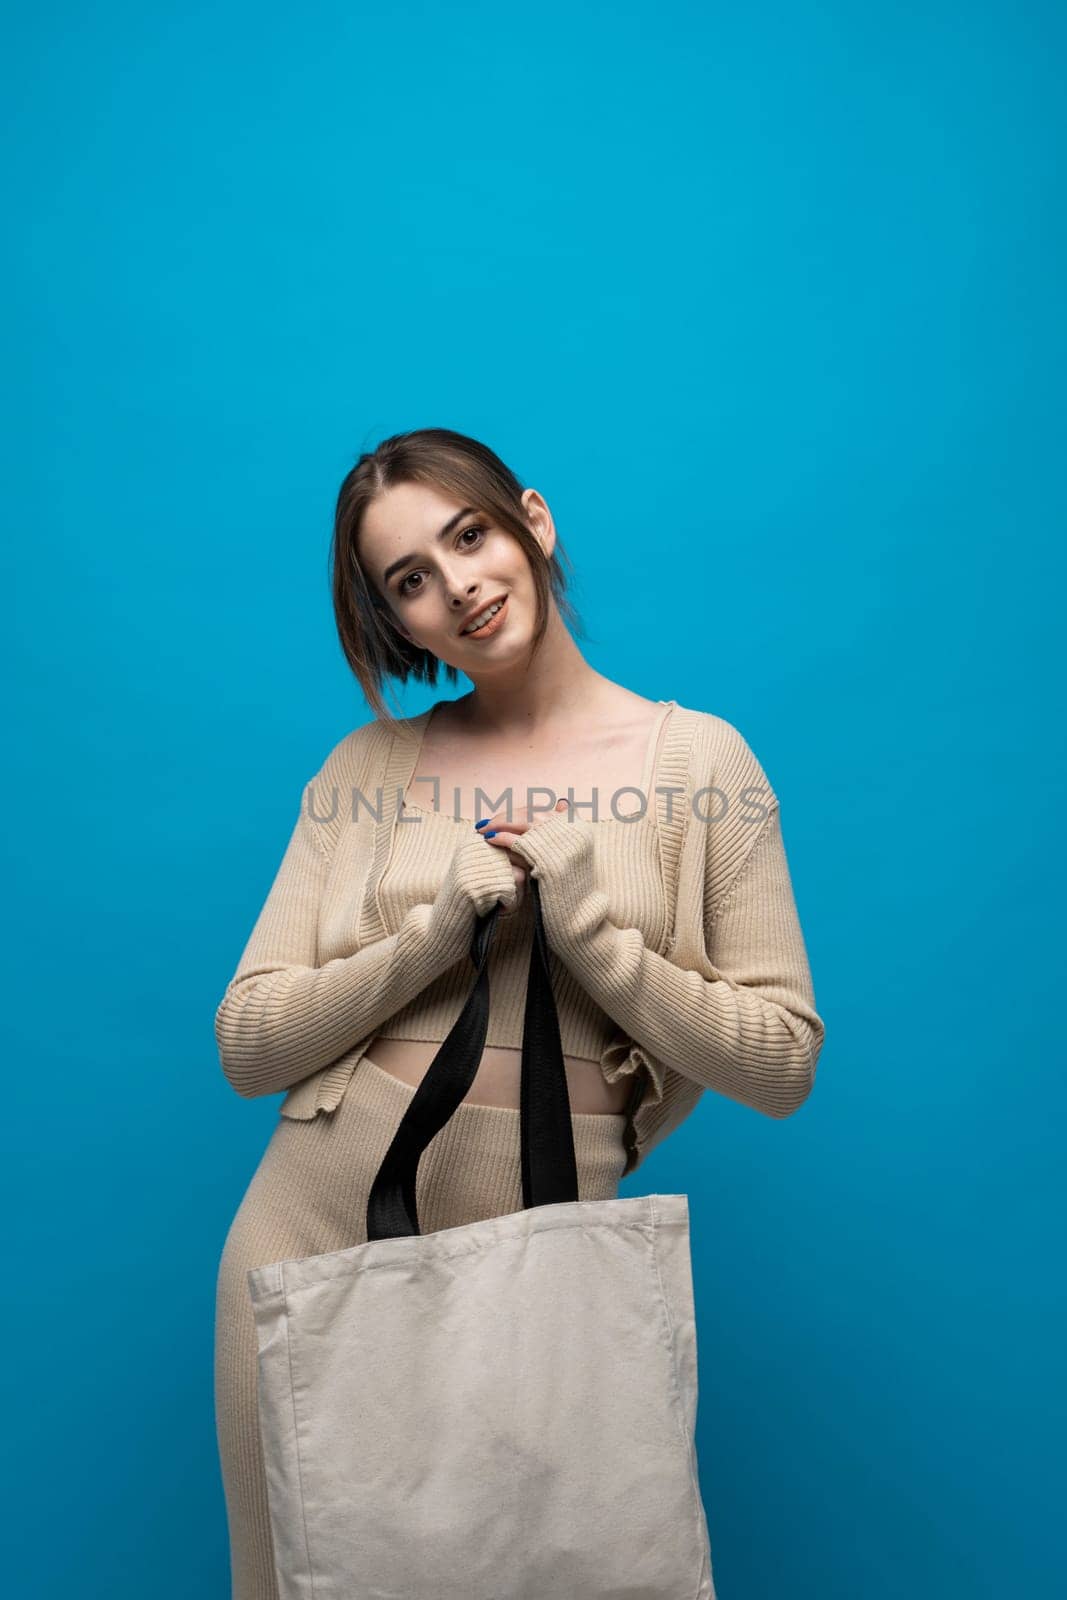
[{"left": 398, "top": 525, "right": 485, "bottom": 594}]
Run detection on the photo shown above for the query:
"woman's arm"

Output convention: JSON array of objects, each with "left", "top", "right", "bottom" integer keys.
[
  {"left": 507, "top": 804, "right": 825, "bottom": 1118},
  {"left": 214, "top": 790, "right": 517, "bottom": 1099}
]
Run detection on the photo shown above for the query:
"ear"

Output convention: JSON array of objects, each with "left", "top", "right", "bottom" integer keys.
[{"left": 521, "top": 487, "right": 556, "bottom": 560}]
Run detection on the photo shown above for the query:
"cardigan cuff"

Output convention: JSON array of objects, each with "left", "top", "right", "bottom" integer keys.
[
  {"left": 507, "top": 813, "right": 607, "bottom": 953},
  {"left": 427, "top": 831, "right": 519, "bottom": 950},
  {"left": 507, "top": 810, "right": 595, "bottom": 875}
]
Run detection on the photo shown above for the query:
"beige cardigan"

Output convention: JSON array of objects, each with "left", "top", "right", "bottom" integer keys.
[{"left": 214, "top": 702, "right": 825, "bottom": 1176}]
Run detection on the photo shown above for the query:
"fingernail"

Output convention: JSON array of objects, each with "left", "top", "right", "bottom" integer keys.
[
  {"left": 474, "top": 819, "right": 489, "bottom": 829},
  {"left": 484, "top": 830, "right": 497, "bottom": 838}
]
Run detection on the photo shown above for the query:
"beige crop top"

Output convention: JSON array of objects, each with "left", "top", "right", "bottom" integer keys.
[
  {"left": 214, "top": 697, "right": 825, "bottom": 1176},
  {"left": 371, "top": 700, "right": 675, "bottom": 1063}
]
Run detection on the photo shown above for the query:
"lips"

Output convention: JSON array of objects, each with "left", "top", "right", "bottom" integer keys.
[{"left": 458, "top": 594, "right": 507, "bottom": 636}]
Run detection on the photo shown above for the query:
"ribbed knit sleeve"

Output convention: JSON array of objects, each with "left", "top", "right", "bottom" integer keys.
[
  {"left": 507, "top": 801, "right": 824, "bottom": 1119},
  {"left": 214, "top": 786, "right": 517, "bottom": 1099}
]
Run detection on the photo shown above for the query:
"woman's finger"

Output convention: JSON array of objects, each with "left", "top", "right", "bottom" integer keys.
[
  {"left": 478, "top": 798, "right": 570, "bottom": 842},
  {"left": 483, "top": 828, "right": 522, "bottom": 849}
]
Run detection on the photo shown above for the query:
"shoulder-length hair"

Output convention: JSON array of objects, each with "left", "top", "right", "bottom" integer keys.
[{"left": 330, "top": 428, "right": 584, "bottom": 724}]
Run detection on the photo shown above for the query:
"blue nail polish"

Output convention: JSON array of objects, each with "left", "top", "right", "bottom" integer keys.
[
  {"left": 474, "top": 818, "right": 489, "bottom": 829},
  {"left": 484, "top": 830, "right": 497, "bottom": 838}
]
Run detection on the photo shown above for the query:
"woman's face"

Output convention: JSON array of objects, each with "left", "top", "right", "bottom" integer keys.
[{"left": 360, "top": 480, "right": 555, "bottom": 672}]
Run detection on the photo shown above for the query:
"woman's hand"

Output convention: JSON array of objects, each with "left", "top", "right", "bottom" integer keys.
[{"left": 474, "top": 798, "right": 572, "bottom": 916}]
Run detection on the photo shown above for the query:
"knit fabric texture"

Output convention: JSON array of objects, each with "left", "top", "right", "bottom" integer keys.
[
  {"left": 214, "top": 699, "right": 825, "bottom": 1175},
  {"left": 215, "top": 1056, "right": 629, "bottom": 1599}
]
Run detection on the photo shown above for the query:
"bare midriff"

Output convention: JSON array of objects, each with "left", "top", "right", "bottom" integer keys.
[
  {"left": 366, "top": 692, "right": 676, "bottom": 1116},
  {"left": 363, "top": 1037, "right": 633, "bottom": 1114}
]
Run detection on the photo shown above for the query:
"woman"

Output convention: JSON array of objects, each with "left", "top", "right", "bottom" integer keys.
[{"left": 213, "top": 427, "right": 825, "bottom": 1599}]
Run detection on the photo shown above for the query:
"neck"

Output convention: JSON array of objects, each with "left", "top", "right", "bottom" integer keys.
[{"left": 456, "top": 605, "right": 616, "bottom": 738}]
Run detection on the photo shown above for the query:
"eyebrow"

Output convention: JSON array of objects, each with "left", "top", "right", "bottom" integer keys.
[{"left": 382, "top": 506, "right": 480, "bottom": 587}]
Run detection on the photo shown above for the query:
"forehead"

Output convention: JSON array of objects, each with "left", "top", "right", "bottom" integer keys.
[{"left": 360, "top": 481, "right": 467, "bottom": 546}]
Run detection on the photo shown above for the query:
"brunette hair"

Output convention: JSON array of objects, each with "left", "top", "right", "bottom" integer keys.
[{"left": 330, "top": 428, "right": 583, "bottom": 723}]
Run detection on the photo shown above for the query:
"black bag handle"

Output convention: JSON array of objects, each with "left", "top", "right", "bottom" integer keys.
[{"left": 366, "top": 877, "right": 579, "bottom": 1241}]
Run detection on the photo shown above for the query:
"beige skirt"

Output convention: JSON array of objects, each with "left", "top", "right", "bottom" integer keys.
[{"left": 213, "top": 1052, "right": 629, "bottom": 1600}]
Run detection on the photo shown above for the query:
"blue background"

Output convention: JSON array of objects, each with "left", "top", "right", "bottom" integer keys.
[{"left": 3, "top": 2, "right": 1064, "bottom": 1595}]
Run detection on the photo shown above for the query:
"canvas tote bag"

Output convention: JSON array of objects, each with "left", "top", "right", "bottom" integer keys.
[{"left": 248, "top": 877, "right": 716, "bottom": 1600}]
